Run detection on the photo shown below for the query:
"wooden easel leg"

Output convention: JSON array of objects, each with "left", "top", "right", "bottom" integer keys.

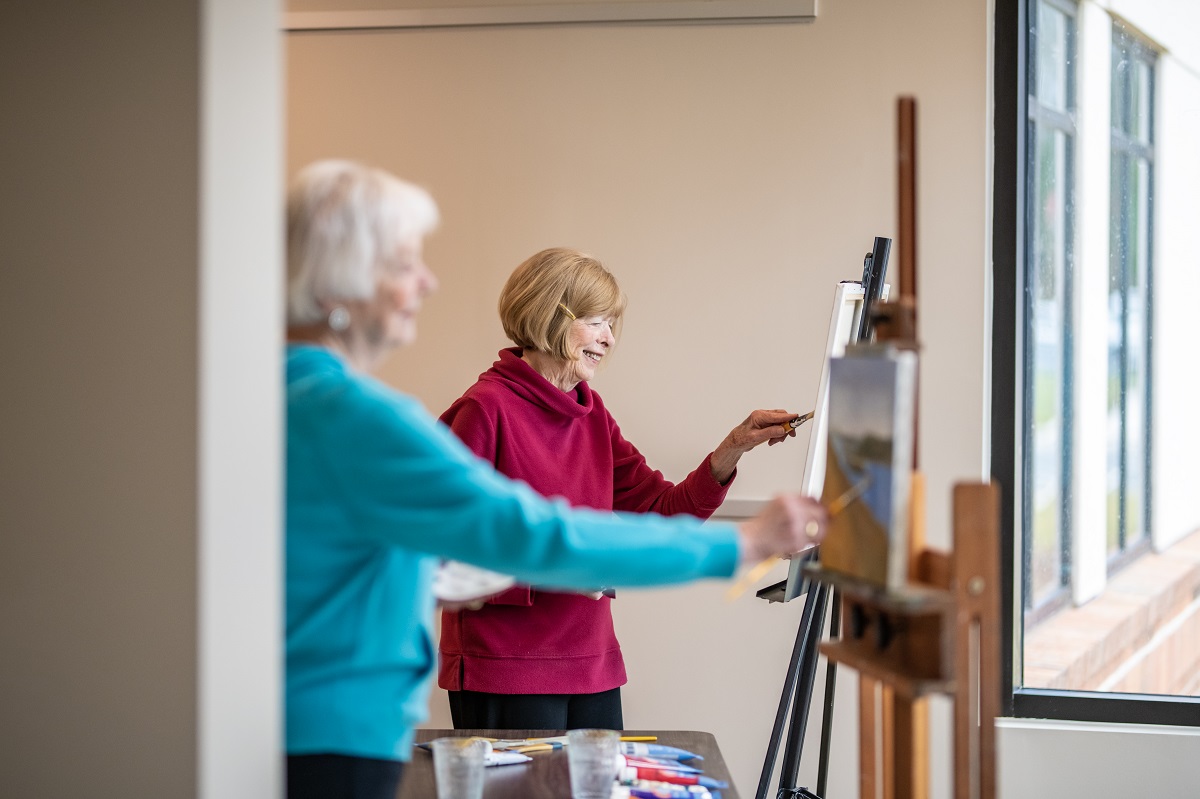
[
  {"left": 906, "top": 473, "right": 927, "bottom": 583},
  {"left": 880, "top": 685, "right": 895, "bottom": 799},
  {"left": 859, "top": 677, "right": 878, "bottom": 799},
  {"left": 952, "top": 483, "right": 1000, "bottom": 799},
  {"left": 980, "top": 647, "right": 998, "bottom": 799},
  {"left": 952, "top": 584, "right": 976, "bottom": 799},
  {"left": 893, "top": 695, "right": 928, "bottom": 799}
]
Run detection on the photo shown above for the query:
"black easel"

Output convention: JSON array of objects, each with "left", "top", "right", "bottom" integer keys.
[
  {"left": 754, "top": 562, "right": 837, "bottom": 799},
  {"left": 858, "top": 237, "right": 893, "bottom": 343},
  {"left": 754, "top": 238, "right": 892, "bottom": 799}
]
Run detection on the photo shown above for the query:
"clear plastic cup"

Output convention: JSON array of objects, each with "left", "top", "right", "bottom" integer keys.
[
  {"left": 431, "top": 736, "right": 489, "bottom": 799},
  {"left": 567, "top": 728, "right": 620, "bottom": 799}
]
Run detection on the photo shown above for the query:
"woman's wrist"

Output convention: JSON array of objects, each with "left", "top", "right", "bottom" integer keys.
[
  {"left": 709, "top": 441, "right": 741, "bottom": 485},
  {"left": 735, "top": 517, "right": 767, "bottom": 564}
]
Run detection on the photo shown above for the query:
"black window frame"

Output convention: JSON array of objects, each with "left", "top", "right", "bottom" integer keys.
[{"left": 993, "top": 0, "right": 1200, "bottom": 726}]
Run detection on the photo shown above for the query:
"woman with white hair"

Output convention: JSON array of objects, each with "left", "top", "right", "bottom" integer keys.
[{"left": 282, "top": 159, "right": 828, "bottom": 799}]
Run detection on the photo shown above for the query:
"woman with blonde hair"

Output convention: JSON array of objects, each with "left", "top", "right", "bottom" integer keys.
[{"left": 439, "top": 247, "right": 807, "bottom": 731}]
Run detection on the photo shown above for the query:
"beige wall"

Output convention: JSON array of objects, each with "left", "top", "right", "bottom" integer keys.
[
  {"left": 287, "top": 0, "right": 988, "bottom": 793},
  {"left": 0, "top": 2, "right": 282, "bottom": 797}
]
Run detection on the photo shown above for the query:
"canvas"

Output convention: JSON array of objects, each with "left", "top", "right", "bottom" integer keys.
[{"left": 818, "top": 344, "right": 917, "bottom": 590}]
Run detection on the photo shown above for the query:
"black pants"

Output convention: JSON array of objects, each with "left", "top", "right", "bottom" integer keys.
[
  {"left": 286, "top": 753, "right": 405, "bottom": 799},
  {"left": 448, "top": 687, "right": 623, "bottom": 730}
]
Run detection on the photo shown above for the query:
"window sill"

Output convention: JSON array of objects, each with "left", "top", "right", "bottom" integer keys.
[{"left": 1022, "top": 527, "right": 1200, "bottom": 694}]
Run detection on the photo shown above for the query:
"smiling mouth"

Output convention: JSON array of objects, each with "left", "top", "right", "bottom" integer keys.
[{"left": 583, "top": 351, "right": 602, "bottom": 364}]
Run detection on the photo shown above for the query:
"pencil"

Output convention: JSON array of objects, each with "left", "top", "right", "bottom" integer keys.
[{"left": 511, "top": 743, "right": 559, "bottom": 754}]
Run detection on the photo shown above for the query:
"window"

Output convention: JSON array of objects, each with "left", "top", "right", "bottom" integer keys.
[
  {"left": 996, "top": 0, "right": 1200, "bottom": 725},
  {"left": 1024, "top": 0, "right": 1076, "bottom": 620},
  {"left": 1106, "top": 27, "right": 1154, "bottom": 566}
]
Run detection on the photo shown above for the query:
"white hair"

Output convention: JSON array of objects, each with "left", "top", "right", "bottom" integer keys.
[{"left": 286, "top": 160, "right": 439, "bottom": 325}]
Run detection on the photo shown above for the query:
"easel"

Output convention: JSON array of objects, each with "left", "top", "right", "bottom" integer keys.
[
  {"left": 753, "top": 246, "right": 893, "bottom": 799},
  {"left": 808, "top": 482, "right": 1001, "bottom": 799},
  {"left": 805, "top": 97, "right": 1001, "bottom": 799}
]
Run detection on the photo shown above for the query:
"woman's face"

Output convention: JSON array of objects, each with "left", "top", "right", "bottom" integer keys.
[
  {"left": 353, "top": 238, "right": 438, "bottom": 352},
  {"left": 562, "top": 315, "right": 616, "bottom": 386}
]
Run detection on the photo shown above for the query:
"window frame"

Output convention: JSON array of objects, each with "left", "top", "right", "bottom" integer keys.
[{"left": 993, "top": 0, "right": 1200, "bottom": 726}]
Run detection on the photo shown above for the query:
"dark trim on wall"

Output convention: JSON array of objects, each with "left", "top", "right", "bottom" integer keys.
[
  {"left": 1015, "top": 690, "right": 1200, "bottom": 727},
  {"left": 992, "top": 0, "right": 1023, "bottom": 719}
]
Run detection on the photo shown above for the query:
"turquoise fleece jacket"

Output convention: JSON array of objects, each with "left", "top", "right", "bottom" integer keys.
[{"left": 285, "top": 345, "right": 740, "bottom": 760}]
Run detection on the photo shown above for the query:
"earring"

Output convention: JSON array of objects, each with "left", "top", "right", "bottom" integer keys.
[{"left": 328, "top": 306, "right": 351, "bottom": 331}]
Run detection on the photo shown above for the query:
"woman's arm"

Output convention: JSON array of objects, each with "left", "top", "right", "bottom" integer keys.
[
  {"left": 611, "top": 432, "right": 728, "bottom": 519},
  {"left": 610, "top": 409, "right": 800, "bottom": 519}
]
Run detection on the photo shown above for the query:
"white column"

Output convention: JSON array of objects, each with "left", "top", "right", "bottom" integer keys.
[{"left": 199, "top": 0, "right": 283, "bottom": 797}]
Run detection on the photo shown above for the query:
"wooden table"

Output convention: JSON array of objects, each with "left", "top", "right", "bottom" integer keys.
[{"left": 400, "top": 729, "right": 740, "bottom": 799}]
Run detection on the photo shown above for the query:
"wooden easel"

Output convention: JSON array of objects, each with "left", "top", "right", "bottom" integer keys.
[
  {"left": 809, "top": 482, "right": 1001, "bottom": 799},
  {"left": 806, "top": 98, "right": 1001, "bottom": 799}
]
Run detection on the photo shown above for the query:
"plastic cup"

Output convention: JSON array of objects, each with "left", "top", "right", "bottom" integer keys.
[
  {"left": 567, "top": 728, "right": 620, "bottom": 799},
  {"left": 431, "top": 736, "right": 489, "bottom": 799}
]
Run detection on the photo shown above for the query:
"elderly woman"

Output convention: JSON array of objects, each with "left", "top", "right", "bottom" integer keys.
[
  {"left": 283, "top": 161, "right": 827, "bottom": 799},
  {"left": 439, "top": 247, "right": 807, "bottom": 732}
]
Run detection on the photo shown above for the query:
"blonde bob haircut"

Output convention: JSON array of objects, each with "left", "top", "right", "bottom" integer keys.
[
  {"left": 286, "top": 159, "right": 439, "bottom": 325},
  {"left": 498, "top": 247, "right": 627, "bottom": 362}
]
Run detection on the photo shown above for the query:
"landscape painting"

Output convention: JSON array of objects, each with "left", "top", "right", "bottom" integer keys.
[{"left": 819, "top": 347, "right": 916, "bottom": 590}]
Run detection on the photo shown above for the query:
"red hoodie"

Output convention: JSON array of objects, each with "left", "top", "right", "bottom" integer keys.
[{"left": 437, "top": 348, "right": 733, "bottom": 694}]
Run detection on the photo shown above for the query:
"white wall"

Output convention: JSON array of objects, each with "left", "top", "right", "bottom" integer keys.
[
  {"left": 1144, "top": 7, "right": 1200, "bottom": 551},
  {"left": 0, "top": 2, "right": 282, "bottom": 797},
  {"left": 998, "top": 718, "right": 1200, "bottom": 796},
  {"left": 287, "top": 0, "right": 987, "bottom": 793}
]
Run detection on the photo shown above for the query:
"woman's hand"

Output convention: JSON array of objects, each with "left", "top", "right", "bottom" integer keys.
[
  {"left": 736, "top": 495, "right": 828, "bottom": 564},
  {"left": 710, "top": 409, "right": 805, "bottom": 484}
]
